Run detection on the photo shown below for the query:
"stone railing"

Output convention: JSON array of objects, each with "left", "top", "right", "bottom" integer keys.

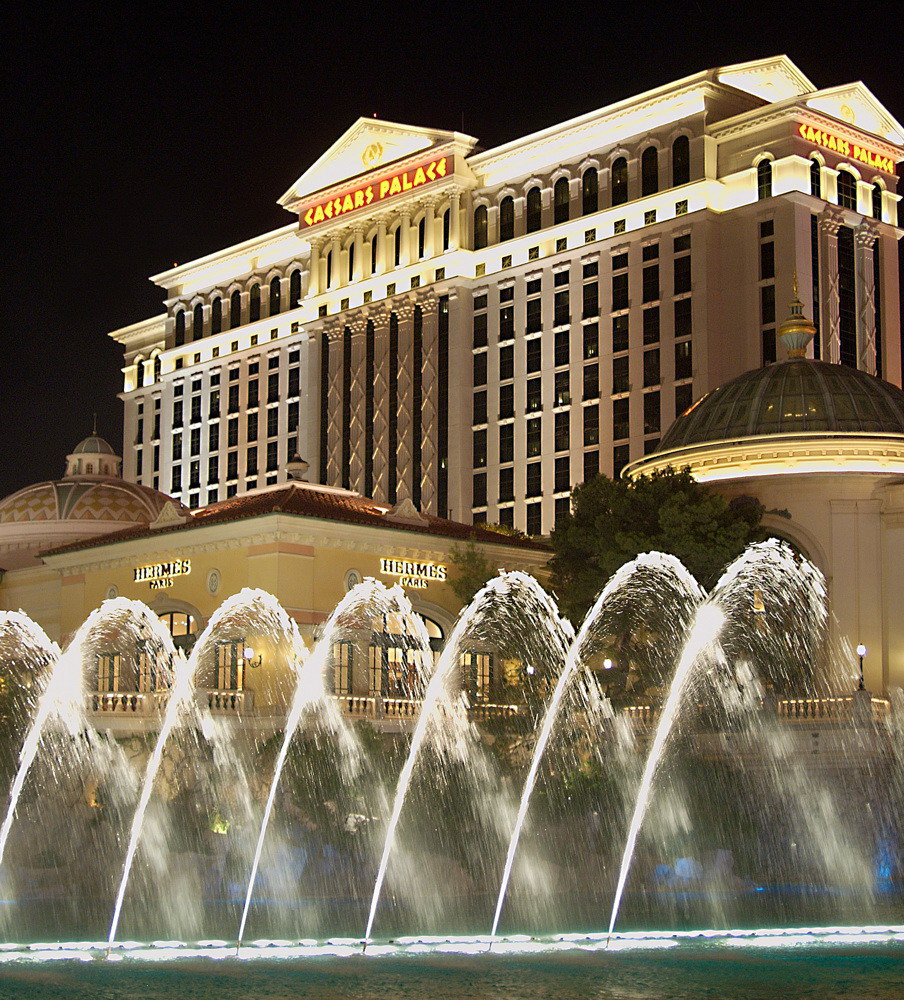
[
  {"left": 469, "top": 702, "right": 521, "bottom": 720},
  {"left": 331, "top": 695, "right": 520, "bottom": 721},
  {"left": 622, "top": 704, "right": 659, "bottom": 725},
  {"left": 778, "top": 695, "right": 890, "bottom": 723},
  {"left": 205, "top": 689, "right": 254, "bottom": 714},
  {"left": 89, "top": 691, "right": 168, "bottom": 715}
]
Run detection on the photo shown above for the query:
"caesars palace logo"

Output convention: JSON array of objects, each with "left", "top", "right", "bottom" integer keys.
[
  {"left": 302, "top": 156, "right": 449, "bottom": 228},
  {"left": 797, "top": 124, "right": 896, "bottom": 175}
]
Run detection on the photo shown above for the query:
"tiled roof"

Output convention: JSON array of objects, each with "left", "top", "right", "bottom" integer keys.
[{"left": 41, "top": 482, "right": 548, "bottom": 557}]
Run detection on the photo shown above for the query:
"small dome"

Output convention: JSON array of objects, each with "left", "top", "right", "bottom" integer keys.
[
  {"left": 72, "top": 435, "right": 116, "bottom": 456},
  {"left": 659, "top": 360, "right": 904, "bottom": 452},
  {"left": 0, "top": 480, "right": 187, "bottom": 525}
]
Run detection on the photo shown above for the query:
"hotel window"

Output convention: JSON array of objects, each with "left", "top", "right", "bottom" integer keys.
[
  {"left": 192, "top": 302, "right": 204, "bottom": 340},
  {"left": 172, "top": 400, "right": 183, "bottom": 428},
  {"left": 526, "top": 187, "right": 542, "bottom": 233},
  {"left": 175, "top": 310, "right": 186, "bottom": 346},
  {"left": 499, "top": 466, "right": 514, "bottom": 501},
  {"left": 554, "top": 177, "right": 570, "bottom": 224},
  {"left": 442, "top": 208, "right": 450, "bottom": 250},
  {"left": 190, "top": 428, "right": 200, "bottom": 455},
  {"left": 190, "top": 460, "right": 200, "bottom": 489},
  {"left": 642, "top": 307, "right": 659, "bottom": 345},
  {"left": 266, "top": 441, "right": 278, "bottom": 472},
  {"left": 392, "top": 226, "right": 401, "bottom": 266},
  {"left": 554, "top": 410, "right": 569, "bottom": 451},
  {"left": 555, "top": 456, "right": 569, "bottom": 492},
  {"left": 500, "top": 305, "right": 515, "bottom": 341},
  {"left": 583, "top": 363, "right": 599, "bottom": 400},
  {"left": 172, "top": 434, "right": 182, "bottom": 460},
  {"left": 472, "top": 472, "right": 487, "bottom": 508},
  {"left": 268, "top": 372, "right": 280, "bottom": 404},
  {"left": 583, "top": 450, "right": 599, "bottom": 481},
  {"left": 612, "top": 314, "right": 629, "bottom": 353},
  {"left": 267, "top": 407, "right": 279, "bottom": 438},
  {"left": 582, "top": 167, "right": 598, "bottom": 214},
  {"left": 207, "top": 455, "right": 218, "bottom": 484},
  {"left": 247, "top": 411, "right": 258, "bottom": 439},
  {"left": 757, "top": 159, "right": 772, "bottom": 201},
  {"left": 190, "top": 395, "right": 202, "bottom": 423},
  {"left": 230, "top": 290, "right": 242, "bottom": 328},
  {"left": 473, "top": 205, "right": 488, "bottom": 249},
  {"left": 473, "top": 352, "right": 487, "bottom": 387},
  {"left": 583, "top": 322, "right": 599, "bottom": 359},
  {"left": 612, "top": 272, "right": 629, "bottom": 311},
  {"left": 583, "top": 404, "right": 600, "bottom": 446},
  {"left": 612, "top": 355, "right": 629, "bottom": 394},
  {"left": 527, "top": 418, "right": 541, "bottom": 458},
  {"left": 227, "top": 418, "right": 238, "bottom": 448},
  {"left": 499, "top": 196, "right": 515, "bottom": 241},
  {"left": 332, "top": 642, "right": 353, "bottom": 696},
  {"left": 526, "top": 377, "right": 542, "bottom": 412},
  {"left": 643, "top": 391, "right": 660, "bottom": 434},
  {"left": 249, "top": 284, "right": 261, "bottom": 322},
  {"left": 288, "top": 366, "right": 299, "bottom": 397},
  {"left": 171, "top": 466, "right": 181, "bottom": 493},
  {"left": 554, "top": 370, "right": 570, "bottom": 406},
  {"left": 417, "top": 216, "right": 426, "bottom": 258},
  {"left": 554, "top": 329, "right": 569, "bottom": 366},
  {"left": 227, "top": 451, "right": 238, "bottom": 480},
  {"left": 642, "top": 263, "right": 659, "bottom": 303},
  {"left": 641, "top": 146, "right": 659, "bottom": 197},
  {"left": 526, "top": 462, "right": 542, "bottom": 498},
  {"left": 209, "top": 390, "right": 220, "bottom": 418},
  {"left": 838, "top": 225, "right": 856, "bottom": 367},
  {"left": 499, "top": 383, "right": 515, "bottom": 419},
  {"left": 246, "top": 446, "right": 258, "bottom": 475},
  {"left": 526, "top": 296, "right": 542, "bottom": 334},
  {"left": 611, "top": 157, "right": 628, "bottom": 206},
  {"left": 672, "top": 135, "right": 690, "bottom": 186},
  {"left": 269, "top": 276, "right": 281, "bottom": 316},
  {"left": 499, "top": 422, "right": 514, "bottom": 463},
  {"left": 643, "top": 348, "right": 660, "bottom": 387},
  {"left": 500, "top": 344, "right": 514, "bottom": 380},
  {"left": 554, "top": 290, "right": 569, "bottom": 327},
  {"left": 613, "top": 398, "right": 629, "bottom": 440},
  {"left": 674, "top": 298, "right": 692, "bottom": 339},
  {"left": 473, "top": 428, "right": 487, "bottom": 468},
  {"left": 526, "top": 337, "right": 542, "bottom": 374},
  {"left": 473, "top": 389, "right": 487, "bottom": 425},
  {"left": 582, "top": 280, "right": 599, "bottom": 318},
  {"left": 675, "top": 340, "right": 693, "bottom": 380},
  {"left": 675, "top": 382, "right": 693, "bottom": 416},
  {"left": 613, "top": 444, "right": 630, "bottom": 477},
  {"left": 136, "top": 449, "right": 143, "bottom": 476},
  {"left": 555, "top": 496, "right": 570, "bottom": 523},
  {"left": 761, "top": 284, "right": 775, "bottom": 324},
  {"left": 837, "top": 169, "right": 857, "bottom": 210},
  {"left": 473, "top": 311, "right": 488, "bottom": 348},
  {"left": 526, "top": 502, "right": 542, "bottom": 536},
  {"left": 288, "top": 400, "right": 299, "bottom": 431},
  {"left": 872, "top": 183, "right": 883, "bottom": 221},
  {"left": 209, "top": 423, "right": 219, "bottom": 452},
  {"left": 289, "top": 270, "right": 302, "bottom": 308},
  {"left": 810, "top": 158, "right": 822, "bottom": 198},
  {"left": 674, "top": 254, "right": 691, "bottom": 295}
]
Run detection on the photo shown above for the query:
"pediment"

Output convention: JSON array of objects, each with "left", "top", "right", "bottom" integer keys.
[
  {"left": 805, "top": 84, "right": 904, "bottom": 145},
  {"left": 279, "top": 118, "right": 476, "bottom": 208},
  {"left": 717, "top": 56, "right": 815, "bottom": 103}
]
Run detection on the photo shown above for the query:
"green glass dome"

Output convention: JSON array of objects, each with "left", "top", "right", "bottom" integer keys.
[{"left": 659, "top": 360, "right": 904, "bottom": 451}]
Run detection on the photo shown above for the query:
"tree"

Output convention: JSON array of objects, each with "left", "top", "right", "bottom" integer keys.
[
  {"left": 550, "top": 467, "right": 771, "bottom": 623},
  {"left": 447, "top": 541, "right": 494, "bottom": 605}
]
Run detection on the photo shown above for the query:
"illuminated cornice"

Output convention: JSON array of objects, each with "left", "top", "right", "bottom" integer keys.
[{"left": 625, "top": 432, "right": 904, "bottom": 483}]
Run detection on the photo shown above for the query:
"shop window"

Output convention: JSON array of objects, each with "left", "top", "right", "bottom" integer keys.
[
  {"left": 96, "top": 653, "right": 121, "bottom": 693},
  {"left": 332, "top": 641, "right": 353, "bottom": 695},
  {"left": 216, "top": 641, "right": 244, "bottom": 691}
]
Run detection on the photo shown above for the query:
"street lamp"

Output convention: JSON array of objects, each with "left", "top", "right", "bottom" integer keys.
[{"left": 856, "top": 644, "right": 867, "bottom": 691}]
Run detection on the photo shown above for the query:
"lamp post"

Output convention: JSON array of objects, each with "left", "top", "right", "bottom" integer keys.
[{"left": 856, "top": 644, "right": 867, "bottom": 691}]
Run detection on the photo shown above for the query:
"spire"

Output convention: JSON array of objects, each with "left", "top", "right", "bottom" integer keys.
[
  {"left": 92, "top": 412, "right": 98, "bottom": 435},
  {"left": 778, "top": 271, "right": 817, "bottom": 359}
]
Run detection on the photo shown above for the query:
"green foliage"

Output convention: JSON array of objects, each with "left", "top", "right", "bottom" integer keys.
[
  {"left": 447, "top": 541, "right": 494, "bottom": 605},
  {"left": 551, "top": 467, "right": 769, "bottom": 622}
]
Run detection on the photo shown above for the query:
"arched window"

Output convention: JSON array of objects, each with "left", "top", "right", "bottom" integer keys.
[
  {"left": 442, "top": 208, "right": 450, "bottom": 250},
  {"left": 269, "top": 276, "right": 281, "bottom": 315},
  {"left": 325, "top": 249, "right": 333, "bottom": 288},
  {"left": 289, "top": 270, "right": 302, "bottom": 309},
  {"left": 370, "top": 234, "right": 378, "bottom": 273},
  {"left": 249, "top": 284, "right": 261, "bottom": 322},
  {"left": 193, "top": 302, "right": 204, "bottom": 340},
  {"left": 554, "top": 176, "right": 570, "bottom": 224},
  {"left": 348, "top": 240, "right": 356, "bottom": 280},
  {"left": 230, "top": 290, "right": 242, "bottom": 328},
  {"left": 153, "top": 355, "right": 161, "bottom": 383},
  {"left": 810, "top": 158, "right": 822, "bottom": 198},
  {"left": 611, "top": 157, "right": 628, "bottom": 206},
  {"left": 837, "top": 169, "right": 857, "bottom": 210},
  {"left": 526, "top": 187, "right": 541, "bottom": 232},
  {"left": 393, "top": 225, "right": 402, "bottom": 266},
  {"left": 672, "top": 135, "right": 690, "bottom": 186},
  {"left": 174, "top": 310, "right": 186, "bottom": 346},
  {"left": 418, "top": 215, "right": 426, "bottom": 257},
  {"left": 641, "top": 146, "right": 659, "bottom": 196},
  {"left": 757, "top": 159, "right": 772, "bottom": 200},
  {"left": 473, "top": 205, "right": 488, "bottom": 250},
  {"left": 582, "top": 168, "right": 598, "bottom": 215},
  {"left": 872, "top": 182, "right": 883, "bottom": 221},
  {"left": 211, "top": 297, "right": 222, "bottom": 335},
  {"left": 499, "top": 196, "right": 514, "bottom": 241}
]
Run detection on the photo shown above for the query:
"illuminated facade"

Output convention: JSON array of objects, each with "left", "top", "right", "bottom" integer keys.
[{"left": 111, "top": 56, "right": 903, "bottom": 536}]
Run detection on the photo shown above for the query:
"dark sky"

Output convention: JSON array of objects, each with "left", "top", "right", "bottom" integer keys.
[{"left": 2, "top": 1, "right": 902, "bottom": 497}]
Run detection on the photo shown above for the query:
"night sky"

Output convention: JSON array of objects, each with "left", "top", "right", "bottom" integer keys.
[{"left": 3, "top": 1, "right": 902, "bottom": 497}]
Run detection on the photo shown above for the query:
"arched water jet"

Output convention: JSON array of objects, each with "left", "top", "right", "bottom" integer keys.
[
  {"left": 364, "top": 571, "right": 572, "bottom": 946},
  {"left": 106, "top": 589, "right": 301, "bottom": 951},
  {"left": 489, "top": 553, "right": 702, "bottom": 943},
  {"left": 236, "top": 579, "right": 425, "bottom": 949}
]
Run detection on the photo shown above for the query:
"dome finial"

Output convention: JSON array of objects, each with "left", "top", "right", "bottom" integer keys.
[
  {"left": 92, "top": 412, "right": 98, "bottom": 435},
  {"left": 779, "top": 272, "right": 816, "bottom": 359}
]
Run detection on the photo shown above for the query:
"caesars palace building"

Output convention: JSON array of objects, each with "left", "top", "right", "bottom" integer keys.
[{"left": 111, "top": 55, "right": 903, "bottom": 538}]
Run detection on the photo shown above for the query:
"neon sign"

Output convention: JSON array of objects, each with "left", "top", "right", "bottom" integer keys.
[
  {"left": 797, "top": 124, "right": 895, "bottom": 174},
  {"left": 302, "top": 156, "right": 449, "bottom": 227}
]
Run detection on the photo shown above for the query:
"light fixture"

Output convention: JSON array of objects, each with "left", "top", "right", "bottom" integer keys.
[
  {"left": 243, "top": 646, "right": 263, "bottom": 669},
  {"left": 856, "top": 644, "right": 867, "bottom": 691},
  {"left": 603, "top": 658, "right": 614, "bottom": 670}
]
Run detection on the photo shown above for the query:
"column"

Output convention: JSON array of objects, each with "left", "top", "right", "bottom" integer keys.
[
  {"left": 325, "top": 324, "right": 344, "bottom": 486},
  {"left": 394, "top": 300, "right": 416, "bottom": 500},
  {"left": 398, "top": 210, "right": 411, "bottom": 266},
  {"left": 818, "top": 207, "right": 843, "bottom": 365},
  {"left": 371, "top": 310, "right": 390, "bottom": 501},
  {"left": 308, "top": 238, "right": 321, "bottom": 297},
  {"left": 330, "top": 237, "right": 341, "bottom": 289},
  {"left": 423, "top": 200, "right": 436, "bottom": 259},
  {"left": 418, "top": 294, "right": 439, "bottom": 513},
  {"left": 855, "top": 221, "right": 879, "bottom": 375},
  {"left": 449, "top": 190, "right": 462, "bottom": 250},
  {"left": 348, "top": 319, "right": 367, "bottom": 492},
  {"left": 352, "top": 226, "right": 364, "bottom": 282},
  {"left": 377, "top": 219, "right": 388, "bottom": 273}
]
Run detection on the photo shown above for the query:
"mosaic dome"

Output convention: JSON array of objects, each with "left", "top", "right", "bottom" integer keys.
[
  {"left": 659, "top": 359, "right": 904, "bottom": 452},
  {"left": 0, "top": 479, "right": 180, "bottom": 525}
]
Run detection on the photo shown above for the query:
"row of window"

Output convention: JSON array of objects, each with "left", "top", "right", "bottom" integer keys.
[
  {"left": 759, "top": 157, "right": 885, "bottom": 219},
  {"left": 473, "top": 137, "right": 691, "bottom": 249}
]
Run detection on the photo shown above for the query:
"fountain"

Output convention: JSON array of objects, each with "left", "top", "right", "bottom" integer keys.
[{"left": 0, "top": 542, "right": 900, "bottom": 994}]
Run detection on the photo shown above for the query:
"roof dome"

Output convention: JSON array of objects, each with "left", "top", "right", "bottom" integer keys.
[
  {"left": 71, "top": 435, "right": 116, "bottom": 456},
  {"left": 659, "top": 359, "right": 904, "bottom": 452}
]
